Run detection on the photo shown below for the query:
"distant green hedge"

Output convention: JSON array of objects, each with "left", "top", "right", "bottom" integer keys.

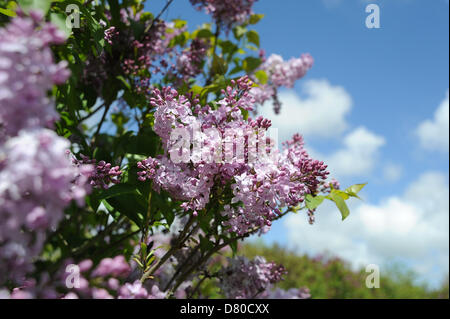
[{"left": 240, "top": 242, "right": 449, "bottom": 299}]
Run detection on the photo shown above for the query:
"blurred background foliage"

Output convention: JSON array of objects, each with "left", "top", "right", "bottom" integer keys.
[{"left": 238, "top": 241, "right": 449, "bottom": 299}]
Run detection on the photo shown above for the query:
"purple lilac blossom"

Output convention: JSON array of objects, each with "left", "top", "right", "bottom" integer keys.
[
  {"left": 218, "top": 256, "right": 287, "bottom": 299},
  {"left": 0, "top": 13, "right": 70, "bottom": 139},
  {"left": 190, "top": 0, "right": 257, "bottom": 31},
  {"left": 138, "top": 77, "right": 332, "bottom": 235},
  {"left": 0, "top": 129, "right": 92, "bottom": 284}
]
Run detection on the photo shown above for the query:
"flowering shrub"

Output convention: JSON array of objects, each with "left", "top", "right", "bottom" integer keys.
[{"left": 0, "top": 0, "right": 365, "bottom": 299}]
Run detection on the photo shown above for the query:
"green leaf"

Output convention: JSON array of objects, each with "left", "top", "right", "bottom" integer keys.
[
  {"left": 219, "top": 40, "right": 238, "bottom": 55},
  {"left": 96, "top": 184, "right": 140, "bottom": 201},
  {"left": 305, "top": 194, "right": 326, "bottom": 210},
  {"left": 246, "top": 30, "right": 260, "bottom": 47},
  {"left": 0, "top": 8, "right": 16, "bottom": 17},
  {"left": 132, "top": 257, "right": 144, "bottom": 269},
  {"left": 331, "top": 189, "right": 350, "bottom": 200},
  {"left": 199, "top": 235, "right": 215, "bottom": 253},
  {"left": 241, "top": 108, "right": 249, "bottom": 121},
  {"left": 344, "top": 183, "right": 367, "bottom": 199},
  {"left": 242, "top": 57, "right": 262, "bottom": 73},
  {"left": 211, "top": 54, "right": 228, "bottom": 76},
  {"left": 233, "top": 25, "right": 247, "bottom": 39},
  {"left": 146, "top": 255, "right": 156, "bottom": 268},
  {"left": 329, "top": 192, "right": 350, "bottom": 221},
  {"left": 116, "top": 76, "right": 131, "bottom": 90},
  {"left": 18, "top": 0, "right": 51, "bottom": 13},
  {"left": 140, "top": 242, "right": 147, "bottom": 259},
  {"left": 106, "top": 194, "right": 146, "bottom": 226},
  {"left": 162, "top": 208, "right": 175, "bottom": 227},
  {"left": 152, "top": 221, "right": 170, "bottom": 230},
  {"left": 254, "top": 70, "right": 268, "bottom": 85},
  {"left": 229, "top": 240, "right": 238, "bottom": 255},
  {"left": 50, "top": 13, "right": 72, "bottom": 38},
  {"left": 197, "top": 29, "right": 213, "bottom": 38},
  {"left": 249, "top": 14, "right": 264, "bottom": 24}
]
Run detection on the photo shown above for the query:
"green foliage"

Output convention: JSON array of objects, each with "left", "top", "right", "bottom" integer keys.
[{"left": 240, "top": 242, "right": 449, "bottom": 299}]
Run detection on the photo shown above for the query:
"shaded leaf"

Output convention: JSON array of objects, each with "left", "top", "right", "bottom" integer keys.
[{"left": 329, "top": 192, "right": 350, "bottom": 221}]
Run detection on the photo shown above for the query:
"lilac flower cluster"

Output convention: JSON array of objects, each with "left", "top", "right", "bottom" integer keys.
[
  {"left": 0, "top": 14, "right": 91, "bottom": 286},
  {"left": 137, "top": 77, "right": 331, "bottom": 234},
  {"left": 84, "top": 16, "right": 183, "bottom": 94},
  {"left": 250, "top": 53, "right": 314, "bottom": 113},
  {"left": 104, "top": 26, "right": 119, "bottom": 45},
  {"left": 263, "top": 53, "right": 314, "bottom": 88},
  {"left": 224, "top": 134, "right": 329, "bottom": 235},
  {"left": 70, "top": 154, "right": 122, "bottom": 189},
  {"left": 175, "top": 39, "right": 209, "bottom": 83},
  {"left": 6, "top": 255, "right": 167, "bottom": 299},
  {"left": 0, "top": 12, "right": 70, "bottom": 139},
  {"left": 0, "top": 130, "right": 92, "bottom": 284},
  {"left": 190, "top": 0, "right": 257, "bottom": 30},
  {"left": 219, "top": 256, "right": 287, "bottom": 299}
]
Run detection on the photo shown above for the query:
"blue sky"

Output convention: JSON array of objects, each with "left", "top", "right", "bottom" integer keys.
[{"left": 144, "top": 0, "right": 449, "bottom": 287}]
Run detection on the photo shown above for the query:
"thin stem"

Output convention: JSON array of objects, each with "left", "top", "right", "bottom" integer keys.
[
  {"left": 93, "top": 103, "right": 111, "bottom": 138},
  {"left": 140, "top": 215, "right": 196, "bottom": 282},
  {"left": 187, "top": 274, "right": 208, "bottom": 299},
  {"left": 145, "top": 0, "right": 174, "bottom": 33},
  {"left": 141, "top": 184, "right": 153, "bottom": 244},
  {"left": 79, "top": 103, "right": 105, "bottom": 122},
  {"left": 206, "top": 22, "right": 221, "bottom": 85}
]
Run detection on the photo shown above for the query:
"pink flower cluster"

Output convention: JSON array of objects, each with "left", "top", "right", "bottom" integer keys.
[
  {"left": 137, "top": 77, "right": 331, "bottom": 235},
  {"left": 219, "top": 256, "right": 287, "bottom": 299},
  {"left": 70, "top": 154, "right": 122, "bottom": 189},
  {"left": 0, "top": 130, "right": 92, "bottom": 284},
  {"left": 263, "top": 53, "right": 314, "bottom": 88},
  {"left": 122, "top": 21, "right": 182, "bottom": 77},
  {"left": 175, "top": 39, "right": 209, "bottom": 83},
  {"left": 85, "top": 14, "right": 185, "bottom": 94},
  {"left": 104, "top": 26, "right": 119, "bottom": 45},
  {"left": 6, "top": 255, "right": 167, "bottom": 299},
  {"left": 0, "top": 11, "right": 70, "bottom": 139},
  {"left": 0, "top": 14, "right": 91, "bottom": 286},
  {"left": 250, "top": 53, "right": 314, "bottom": 113},
  {"left": 190, "top": 0, "right": 257, "bottom": 30}
]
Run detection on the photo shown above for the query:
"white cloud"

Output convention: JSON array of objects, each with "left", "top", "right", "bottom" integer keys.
[
  {"left": 260, "top": 79, "right": 352, "bottom": 139},
  {"left": 284, "top": 171, "right": 449, "bottom": 286},
  {"left": 382, "top": 163, "right": 403, "bottom": 182},
  {"left": 321, "top": 126, "right": 386, "bottom": 178},
  {"left": 415, "top": 90, "right": 449, "bottom": 153}
]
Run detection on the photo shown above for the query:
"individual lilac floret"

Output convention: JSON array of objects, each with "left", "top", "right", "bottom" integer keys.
[{"left": 0, "top": 13, "right": 70, "bottom": 139}]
